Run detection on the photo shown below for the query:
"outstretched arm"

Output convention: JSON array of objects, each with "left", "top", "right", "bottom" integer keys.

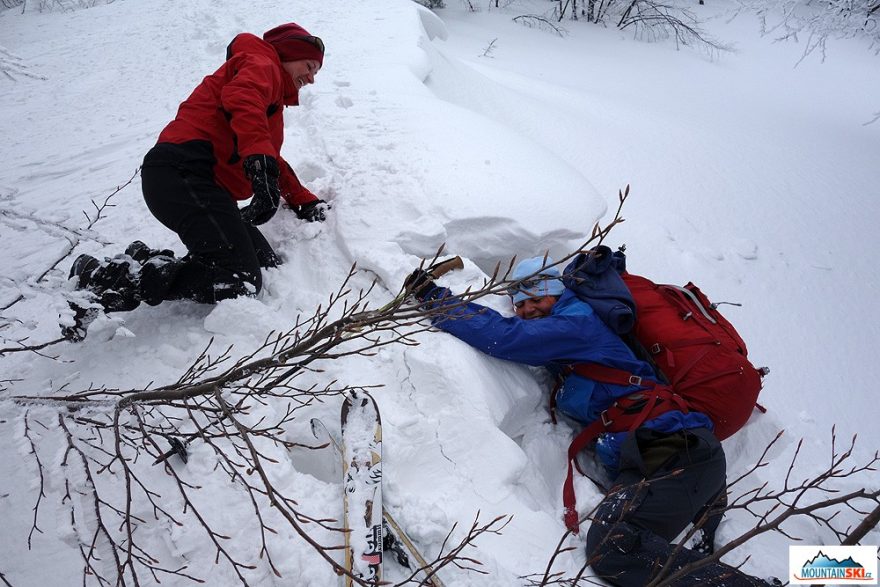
[{"left": 426, "top": 289, "right": 607, "bottom": 367}]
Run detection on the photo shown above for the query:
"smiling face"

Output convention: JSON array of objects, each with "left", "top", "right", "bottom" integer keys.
[
  {"left": 514, "top": 295, "right": 558, "bottom": 320},
  {"left": 281, "top": 59, "right": 321, "bottom": 89}
]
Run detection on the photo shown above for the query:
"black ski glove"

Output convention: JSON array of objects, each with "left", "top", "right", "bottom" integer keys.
[
  {"left": 403, "top": 269, "right": 438, "bottom": 301},
  {"left": 294, "top": 199, "right": 329, "bottom": 222},
  {"left": 240, "top": 154, "right": 281, "bottom": 226}
]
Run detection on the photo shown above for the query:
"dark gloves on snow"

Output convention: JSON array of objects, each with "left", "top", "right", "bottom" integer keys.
[
  {"left": 241, "top": 154, "right": 281, "bottom": 226},
  {"left": 403, "top": 269, "right": 438, "bottom": 301},
  {"left": 294, "top": 199, "right": 329, "bottom": 222}
]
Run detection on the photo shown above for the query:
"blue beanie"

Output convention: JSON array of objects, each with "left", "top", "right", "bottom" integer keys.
[{"left": 509, "top": 256, "right": 565, "bottom": 304}]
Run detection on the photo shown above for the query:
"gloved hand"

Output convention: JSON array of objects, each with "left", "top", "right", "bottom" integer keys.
[
  {"left": 403, "top": 269, "right": 438, "bottom": 301},
  {"left": 240, "top": 155, "right": 281, "bottom": 226},
  {"left": 294, "top": 199, "right": 329, "bottom": 222}
]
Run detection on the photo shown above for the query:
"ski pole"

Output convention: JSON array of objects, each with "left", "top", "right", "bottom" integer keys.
[
  {"left": 152, "top": 414, "right": 230, "bottom": 465},
  {"left": 153, "top": 436, "right": 189, "bottom": 465}
]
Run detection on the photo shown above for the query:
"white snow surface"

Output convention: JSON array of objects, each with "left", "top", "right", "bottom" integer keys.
[{"left": 1, "top": 0, "right": 879, "bottom": 585}]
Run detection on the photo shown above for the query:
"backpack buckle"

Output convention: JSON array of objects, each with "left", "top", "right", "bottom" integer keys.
[
  {"left": 600, "top": 409, "right": 613, "bottom": 427},
  {"left": 628, "top": 375, "right": 643, "bottom": 386}
]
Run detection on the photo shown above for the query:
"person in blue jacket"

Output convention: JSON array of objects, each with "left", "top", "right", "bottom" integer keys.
[{"left": 405, "top": 256, "right": 777, "bottom": 587}]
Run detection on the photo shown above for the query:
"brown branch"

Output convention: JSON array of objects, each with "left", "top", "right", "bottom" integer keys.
[
  {"left": 57, "top": 415, "right": 128, "bottom": 587},
  {"left": 22, "top": 412, "right": 47, "bottom": 548},
  {"left": 514, "top": 14, "right": 567, "bottom": 36},
  {"left": 842, "top": 502, "right": 880, "bottom": 545},
  {"left": 210, "top": 388, "right": 364, "bottom": 584},
  {"left": 0, "top": 336, "right": 66, "bottom": 357},
  {"left": 427, "top": 512, "right": 512, "bottom": 579}
]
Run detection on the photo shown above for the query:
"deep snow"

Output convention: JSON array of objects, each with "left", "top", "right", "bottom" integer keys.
[{"left": 1, "top": 0, "right": 878, "bottom": 585}]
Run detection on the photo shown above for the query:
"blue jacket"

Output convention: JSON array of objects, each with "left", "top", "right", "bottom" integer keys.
[{"left": 427, "top": 288, "right": 713, "bottom": 471}]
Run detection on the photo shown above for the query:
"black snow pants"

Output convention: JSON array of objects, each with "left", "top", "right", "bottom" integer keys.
[
  {"left": 135, "top": 140, "right": 279, "bottom": 307},
  {"left": 586, "top": 427, "right": 767, "bottom": 586}
]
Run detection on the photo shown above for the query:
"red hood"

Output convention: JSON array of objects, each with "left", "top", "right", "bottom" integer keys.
[{"left": 227, "top": 32, "right": 299, "bottom": 106}]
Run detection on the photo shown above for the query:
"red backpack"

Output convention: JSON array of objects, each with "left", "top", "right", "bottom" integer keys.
[
  {"left": 617, "top": 274, "right": 766, "bottom": 440},
  {"left": 559, "top": 248, "right": 768, "bottom": 532}
]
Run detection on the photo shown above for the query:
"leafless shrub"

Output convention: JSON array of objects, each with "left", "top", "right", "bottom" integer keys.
[
  {"left": 8, "top": 186, "right": 632, "bottom": 585},
  {"left": 616, "top": 0, "right": 730, "bottom": 53},
  {"left": 736, "top": 0, "right": 880, "bottom": 63},
  {"left": 545, "top": 0, "right": 727, "bottom": 54},
  {"left": 514, "top": 14, "right": 569, "bottom": 35}
]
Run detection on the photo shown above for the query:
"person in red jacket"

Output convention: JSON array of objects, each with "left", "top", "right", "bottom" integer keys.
[{"left": 63, "top": 23, "right": 326, "bottom": 341}]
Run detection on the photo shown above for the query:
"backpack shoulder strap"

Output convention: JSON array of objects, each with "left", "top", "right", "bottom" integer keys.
[
  {"left": 560, "top": 371, "right": 688, "bottom": 534},
  {"left": 563, "top": 417, "right": 606, "bottom": 533}
]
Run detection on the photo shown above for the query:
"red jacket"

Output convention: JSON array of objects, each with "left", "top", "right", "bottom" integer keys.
[{"left": 158, "top": 33, "right": 317, "bottom": 206}]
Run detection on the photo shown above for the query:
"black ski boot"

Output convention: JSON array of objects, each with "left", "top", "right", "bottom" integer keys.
[
  {"left": 90, "top": 258, "right": 142, "bottom": 312},
  {"left": 63, "top": 254, "right": 143, "bottom": 341},
  {"left": 69, "top": 254, "right": 141, "bottom": 311},
  {"left": 63, "top": 254, "right": 103, "bottom": 341},
  {"left": 124, "top": 241, "right": 175, "bottom": 265},
  {"left": 69, "top": 254, "right": 101, "bottom": 289}
]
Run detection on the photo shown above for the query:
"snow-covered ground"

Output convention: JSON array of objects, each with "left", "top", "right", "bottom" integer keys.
[{"left": 1, "top": 0, "right": 878, "bottom": 585}]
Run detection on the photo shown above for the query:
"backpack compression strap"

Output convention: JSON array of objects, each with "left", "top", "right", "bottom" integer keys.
[{"left": 561, "top": 364, "right": 688, "bottom": 533}]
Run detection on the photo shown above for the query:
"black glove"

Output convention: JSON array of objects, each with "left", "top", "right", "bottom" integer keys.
[
  {"left": 403, "top": 269, "right": 437, "bottom": 301},
  {"left": 294, "top": 199, "right": 329, "bottom": 222},
  {"left": 240, "top": 155, "right": 281, "bottom": 226}
]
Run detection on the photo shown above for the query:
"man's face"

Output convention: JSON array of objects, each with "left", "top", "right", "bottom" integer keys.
[{"left": 514, "top": 295, "right": 557, "bottom": 320}]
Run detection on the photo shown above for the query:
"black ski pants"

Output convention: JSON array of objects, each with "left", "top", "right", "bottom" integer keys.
[
  {"left": 138, "top": 141, "right": 279, "bottom": 307},
  {"left": 586, "top": 427, "right": 766, "bottom": 586}
]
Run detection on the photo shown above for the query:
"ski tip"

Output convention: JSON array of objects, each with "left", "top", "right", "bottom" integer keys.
[
  {"left": 341, "top": 390, "right": 381, "bottom": 422},
  {"left": 310, "top": 417, "right": 324, "bottom": 439}
]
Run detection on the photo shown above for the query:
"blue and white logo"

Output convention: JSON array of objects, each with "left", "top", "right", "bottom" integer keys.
[{"left": 790, "top": 546, "right": 878, "bottom": 584}]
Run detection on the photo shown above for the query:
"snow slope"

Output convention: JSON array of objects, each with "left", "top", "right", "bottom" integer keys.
[{"left": 1, "top": 0, "right": 878, "bottom": 585}]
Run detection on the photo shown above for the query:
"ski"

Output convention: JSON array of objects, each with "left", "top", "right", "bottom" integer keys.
[
  {"left": 341, "top": 391, "right": 384, "bottom": 586},
  {"left": 383, "top": 512, "right": 446, "bottom": 587},
  {"left": 311, "top": 417, "right": 446, "bottom": 587}
]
